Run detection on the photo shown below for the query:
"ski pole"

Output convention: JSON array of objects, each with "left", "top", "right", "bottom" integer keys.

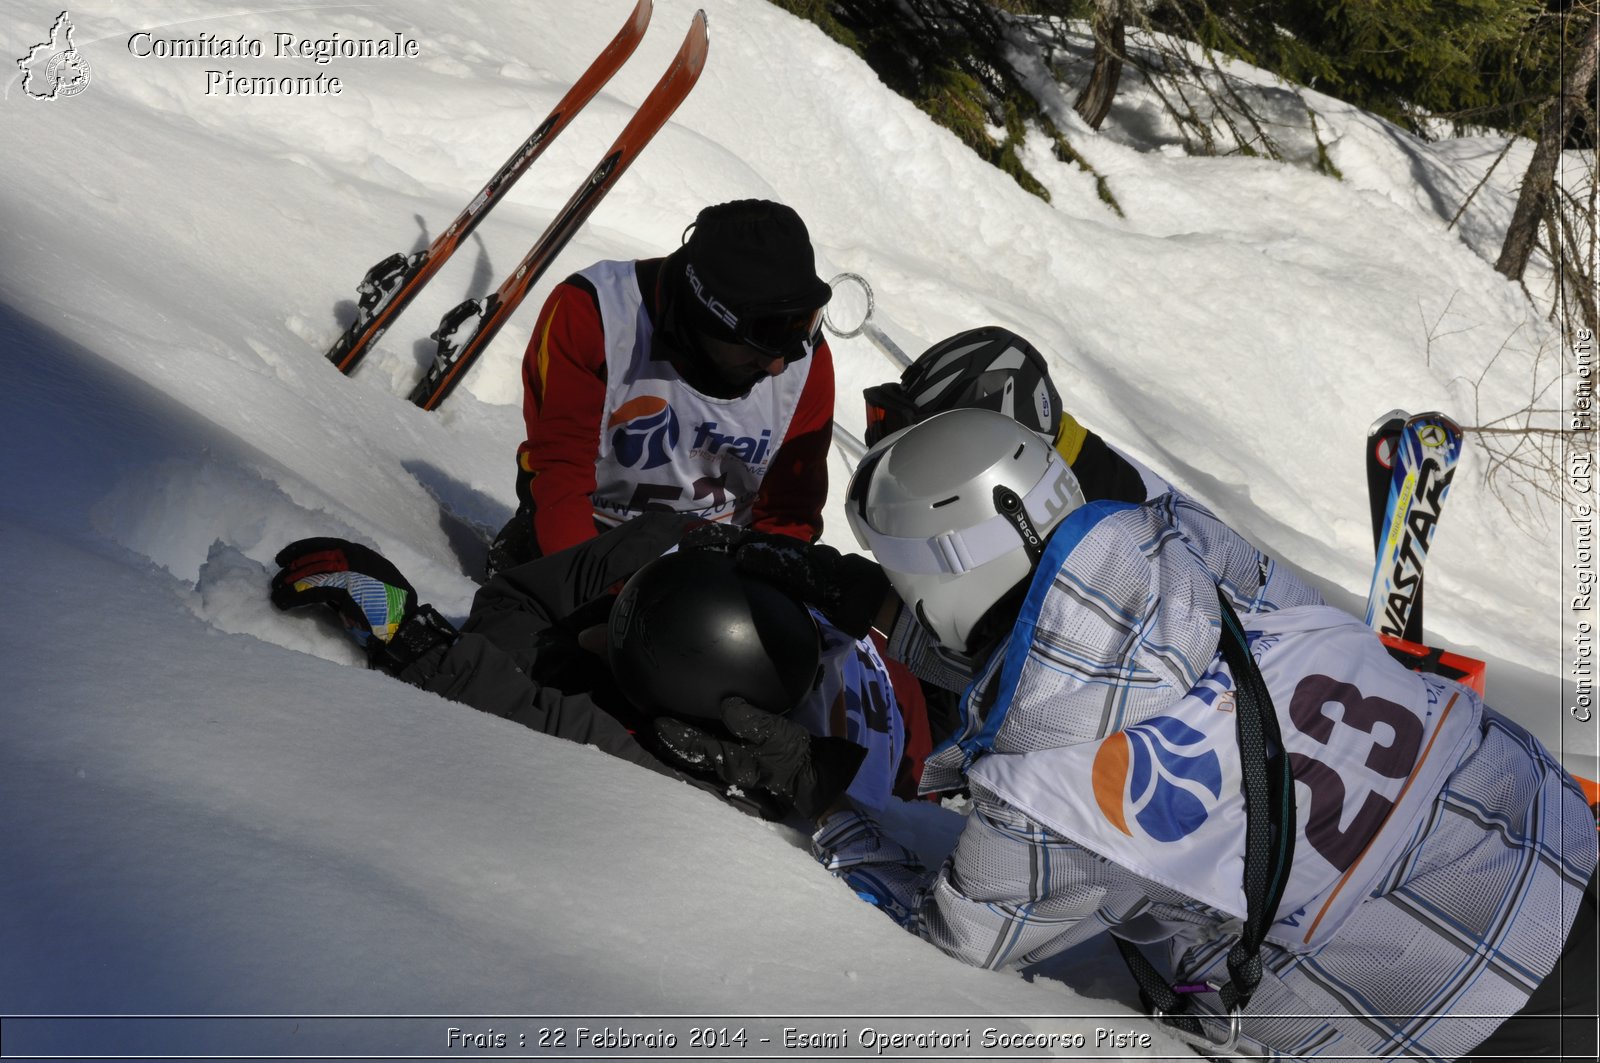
[
  {"left": 824, "top": 272, "right": 913, "bottom": 370},
  {"left": 834, "top": 424, "right": 868, "bottom": 466}
]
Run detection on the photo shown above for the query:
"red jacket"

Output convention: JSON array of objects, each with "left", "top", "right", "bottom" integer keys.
[{"left": 517, "top": 259, "right": 833, "bottom": 554}]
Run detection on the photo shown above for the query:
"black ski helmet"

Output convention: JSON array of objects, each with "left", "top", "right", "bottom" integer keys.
[
  {"left": 607, "top": 550, "right": 821, "bottom": 721},
  {"left": 862, "top": 326, "right": 1062, "bottom": 446}
]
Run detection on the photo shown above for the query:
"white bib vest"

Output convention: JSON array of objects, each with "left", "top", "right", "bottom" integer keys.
[
  {"left": 580, "top": 260, "right": 813, "bottom": 528},
  {"left": 791, "top": 612, "right": 906, "bottom": 810},
  {"left": 969, "top": 604, "right": 1482, "bottom": 952}
]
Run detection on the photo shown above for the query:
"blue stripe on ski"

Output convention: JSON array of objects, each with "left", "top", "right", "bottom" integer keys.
[{"left": 1363, "top": 412, "right": 1463, "bottom": 638}]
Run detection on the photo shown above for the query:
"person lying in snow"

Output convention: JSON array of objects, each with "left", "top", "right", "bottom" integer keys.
[
  {"left": 269, "top": 511, "right": 930, "bottom": 821},
  {"left": 674, "top": 406, "right": 1593, "bottom": 1061}
]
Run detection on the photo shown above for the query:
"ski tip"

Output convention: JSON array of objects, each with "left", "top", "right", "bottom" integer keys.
[
  {"left": 684, "top": 11, "right": 709, "bottom": 71},
  {"left": 1408, "top": 410, "right": 1463, "bottom": 432},
  {"left": 1368, "top": 408, "right": 1410, "bottom": 435}
]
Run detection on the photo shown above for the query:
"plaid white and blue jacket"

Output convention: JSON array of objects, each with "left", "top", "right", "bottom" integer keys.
[{"left": 815, "top": 494, "right": 1595, "bottom": 1060}]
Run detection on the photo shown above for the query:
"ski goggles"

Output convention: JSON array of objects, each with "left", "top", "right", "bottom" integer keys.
[
  {"left": 736, "top": 303, "right": 827, "bottom": 362},
  {"left": 862, "top": 382, "right": 921, "bottom": 447}
]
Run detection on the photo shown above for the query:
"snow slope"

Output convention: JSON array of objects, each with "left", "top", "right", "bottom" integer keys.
[{"left": 1, "top": 0, "right": 1592, "bottom": 1056}]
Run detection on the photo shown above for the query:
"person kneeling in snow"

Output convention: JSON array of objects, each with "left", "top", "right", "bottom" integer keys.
[
  {"left": 487, "top": 199, "right": 836, "bottom": 580},
  {"left": 678, "top": 408, "right": 1598, "bottom": 1060},
  {"left": 269, "top": 512, "right": 930, "bottom": 820}
]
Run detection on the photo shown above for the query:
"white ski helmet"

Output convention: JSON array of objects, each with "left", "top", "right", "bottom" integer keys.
[{"left": 846, "top": 407, "right": 1085, "bottom": 653}]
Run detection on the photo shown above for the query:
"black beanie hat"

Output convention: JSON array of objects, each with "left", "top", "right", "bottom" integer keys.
[{"left": 676, "top": 200, "right": 832, "bottom": 341}]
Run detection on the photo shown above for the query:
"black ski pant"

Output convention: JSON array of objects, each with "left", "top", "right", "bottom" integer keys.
[{"left": 400, "top": 512, "right": 700, "bottom": 778}]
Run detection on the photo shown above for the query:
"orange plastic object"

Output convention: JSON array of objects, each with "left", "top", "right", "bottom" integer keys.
[{"left": 1379, "top": 634, "right": 1598, "bottom": 813}]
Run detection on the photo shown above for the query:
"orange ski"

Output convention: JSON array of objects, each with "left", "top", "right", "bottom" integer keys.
[
  {"left": 326, "top": 0, "right": 653, "bottom": 375},
  {"left": 410, "top": 10, "right": 709, "bottom": 411}
]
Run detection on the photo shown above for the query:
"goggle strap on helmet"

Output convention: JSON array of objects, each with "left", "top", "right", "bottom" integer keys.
[{"left": 854, "top": 459, "right": 1081, "bottom": 576}]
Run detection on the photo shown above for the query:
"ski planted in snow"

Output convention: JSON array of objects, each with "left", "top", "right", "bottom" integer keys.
[
  {"left": 409, "top": 10, "right": 709, "bottom": 411},
  {"left": 324, "top": 0, "right": 653, "bottom": 376},
  {"left": 1365, "top": 408, "right": 1417, "bottom": 635},
  {"left": 1363, "top": 411, "right": 1464, "bottom": 642},
  {"left": 1364, "top": 409, "right": 1487, "bottom": 691}
]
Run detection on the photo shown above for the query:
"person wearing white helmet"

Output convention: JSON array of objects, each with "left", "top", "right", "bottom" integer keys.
[{"left": 808, "top": 407, "right": 1594, "bottom": 1061}]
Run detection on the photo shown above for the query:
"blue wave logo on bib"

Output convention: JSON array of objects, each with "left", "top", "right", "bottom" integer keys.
[
  {"left": 1093, "top": 715, "right": 1223, "bottom": 842},
  {"left": 608, "top": 396, "right": 680, "bottom": 471}
]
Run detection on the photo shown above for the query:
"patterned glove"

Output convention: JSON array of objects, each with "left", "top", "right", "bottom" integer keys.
[
  {"left": 270, "top": 537, "right": 455, "bottom": 673},
  {"left": 653, "top": 696, "right": 867, "bottom": 821},
  {"left": 678, "top": 523, "right": 890, "bottom": 638}
]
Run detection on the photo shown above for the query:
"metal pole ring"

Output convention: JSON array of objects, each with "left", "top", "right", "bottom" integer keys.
[{"left": 823, "top": 271, "right": 874, "bottom": 338}]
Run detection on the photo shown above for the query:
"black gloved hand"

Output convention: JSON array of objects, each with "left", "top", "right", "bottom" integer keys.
[
  {"left": 653, "top": 697, "right": 867, "bottom": 821},
  {"left": 676, "top": 521, "right": 748, "bottom": 554},
  {"left": 678, "top": 524, "right": 890, "bottom": 638},
  {"left": 271, "top": 537, "right": 455, "bottom": 674}
]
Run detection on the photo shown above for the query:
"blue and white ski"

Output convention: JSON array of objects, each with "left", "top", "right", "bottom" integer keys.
[{"left": 1363, "top": 411, "right": 1464, "bottom": 640}]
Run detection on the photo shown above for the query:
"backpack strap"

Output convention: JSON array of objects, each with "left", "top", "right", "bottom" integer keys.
[{"left": 1115, "top": 588, "right": 1297, "bottom": 1051}]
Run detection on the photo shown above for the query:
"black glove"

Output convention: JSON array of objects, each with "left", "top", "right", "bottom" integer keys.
[
  {"left": 678, "top": 524, "right": 890, "bottom": 638},
  {"left": 271, "top": 537, "right": 456, "bottom": 674},
  {"left": 653, "top": 696, "right": 867, "bottom": 820}
]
